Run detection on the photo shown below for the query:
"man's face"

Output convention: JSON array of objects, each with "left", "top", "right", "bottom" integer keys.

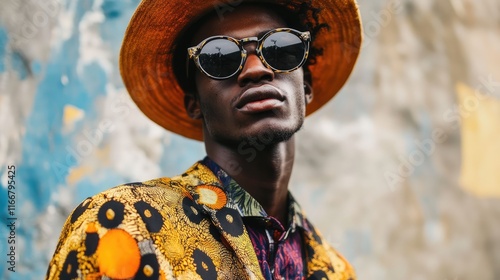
[{"left": 188, "top": 5, "right": 312, "bottom": 146}]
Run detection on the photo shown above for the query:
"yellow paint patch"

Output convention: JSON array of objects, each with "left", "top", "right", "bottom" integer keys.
[
  {"left": 94, "top": 146, "right": 110, "bottom": 164},
  {"left": 67, "top": 165, "right": 92, "bottom": 185},
  {"left": 63, "top": 105, "right": 85, "bottom": 129},
  {"left": 457, "top": 82, "right": 500, "bottom": 197}
]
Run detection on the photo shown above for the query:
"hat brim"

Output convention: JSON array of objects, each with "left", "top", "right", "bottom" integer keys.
[{"left": 120, "top": 0, "right": 362, "bottom": 141}]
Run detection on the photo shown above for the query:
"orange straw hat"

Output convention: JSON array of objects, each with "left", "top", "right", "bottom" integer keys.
[{"left": 120, "top": 0, "right": 362, "bottom": 141}]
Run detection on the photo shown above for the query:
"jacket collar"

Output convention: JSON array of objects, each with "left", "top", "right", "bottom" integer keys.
[
  {"left": 178, "top": 159, "right": 341, "bottom": 279},
  {"left": 201, "top": 157, "right": 307, "bottom": 231}
]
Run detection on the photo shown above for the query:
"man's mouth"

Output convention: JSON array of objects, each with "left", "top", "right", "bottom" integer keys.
[{"left": 235, "top": 85, "right": 285, "bottom": 113}]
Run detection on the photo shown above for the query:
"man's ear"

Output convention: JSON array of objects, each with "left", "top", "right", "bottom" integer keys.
[
  {"left": 184, "top": 93, "right": 202, "bottom": 119},
  {"left": 304, "top": 81, "right": 314, "bottom": 105}
]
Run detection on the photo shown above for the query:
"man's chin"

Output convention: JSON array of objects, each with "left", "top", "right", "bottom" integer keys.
[
  {"left": 205, "top": 117, "right": 304, "bottom": 148},
  {"left": 238, "top": 123, "right": 303, "bottom": 147}
]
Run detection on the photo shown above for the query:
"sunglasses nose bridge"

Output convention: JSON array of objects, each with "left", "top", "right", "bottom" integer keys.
[
  {"left": 239, "top": 37, "right": 268, "bottom": 69},
  {"left": 237, "top": 52, "right": 274, "bottom": 86},
  {"left": 239, "top": 37, "right": 259, "bottom": 54}
]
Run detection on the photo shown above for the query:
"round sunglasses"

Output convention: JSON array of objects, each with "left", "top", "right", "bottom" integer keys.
[{"left": 187, "top": 28, "right": 311, "bottom": 80}]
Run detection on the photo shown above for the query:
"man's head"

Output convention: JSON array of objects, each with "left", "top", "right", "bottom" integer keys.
[
  {"left": 119, "top": 0, "right": 362, "bottom": 141},
  {"left": 181, "top": 5, "right": 313, "bottom": 146}
]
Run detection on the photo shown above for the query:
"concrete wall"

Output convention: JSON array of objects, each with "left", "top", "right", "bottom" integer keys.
[{"left": 0, "top": 0, "right": 499, "bottom": 279}]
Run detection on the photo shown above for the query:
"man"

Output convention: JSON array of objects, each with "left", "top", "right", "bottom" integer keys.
[{"left": 46, "top": 0, "right": 362, "bottom": 279}]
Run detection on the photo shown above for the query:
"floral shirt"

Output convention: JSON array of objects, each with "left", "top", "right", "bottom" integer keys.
[{"left": 203, "top": 157, "right": 307, "bottom": 279}]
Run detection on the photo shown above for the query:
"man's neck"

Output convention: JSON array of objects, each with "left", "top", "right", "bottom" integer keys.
[{"left": 205, "top": 137, "right": 295, "bottom": 225}]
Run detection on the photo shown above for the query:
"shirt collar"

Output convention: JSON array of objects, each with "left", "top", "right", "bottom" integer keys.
[{"left": 201, "top": 156, "right": 306, "bottom": 231}]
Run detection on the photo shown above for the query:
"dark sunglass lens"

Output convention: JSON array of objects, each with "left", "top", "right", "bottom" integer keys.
[
  {"left": 198, "top": 39, "right": 242, "bottom": 78},
  {"left": 262, "top": 32, "right": 305, "bottom": 70}
]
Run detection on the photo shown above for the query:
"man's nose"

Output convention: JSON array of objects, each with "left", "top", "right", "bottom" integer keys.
[{"left": 237, "top": 50, "right": 274, "bottom": 86}]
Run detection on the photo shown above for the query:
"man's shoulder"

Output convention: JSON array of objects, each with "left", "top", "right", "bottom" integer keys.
[
  {"left": 68, "top": 161, "right": 218, "bottom": 224},
  {"left": 89, "top": 160, "right": 217, "bottom": 200},
  {"left": 47, "top": 161, "right": 257, "bottom": 280}
]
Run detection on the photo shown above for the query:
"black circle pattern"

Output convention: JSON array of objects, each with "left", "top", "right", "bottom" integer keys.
[
  {"left": 193, "top": 249, "right": 217, "bottom": 280},
  {"left": 60, "top": 250, "right": 78, "bottom": 279},
  {"left": 70, "top": 198, "right": 92, "bottom": 223},
  {"left": 134, "top": 201, "right": 163, "bottom": 233},
  {"left": 133, "top": 253, "right": 159, "bottom": 279},
  {"left": 84, "top": 232, "right": 99, "bottom": 256},
  {"left": 97, "top": 200, "right": 125, "bottom": 229},
  {"left": 182, "top": 197, "right": 204, "bottom": 224},
  {"left": 215, "top": 207, "right": 244, "bottom": 237}
]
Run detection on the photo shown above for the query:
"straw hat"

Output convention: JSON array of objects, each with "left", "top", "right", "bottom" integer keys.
[{"left": 120, "top": 0, "right": 362, "bottom": 141}]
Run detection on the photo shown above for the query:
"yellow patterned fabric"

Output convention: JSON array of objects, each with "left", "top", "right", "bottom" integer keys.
[{"left": 46, "top": 162, "right": 355, "bottom": 279}]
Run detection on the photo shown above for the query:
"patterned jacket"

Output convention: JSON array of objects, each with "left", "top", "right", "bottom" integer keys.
[{"left": 46, "top": 161, "right": 356, "bottom": 280}]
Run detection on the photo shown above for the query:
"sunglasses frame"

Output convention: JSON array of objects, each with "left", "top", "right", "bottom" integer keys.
[{"left": 187, "top": 28, "right": 311, "bottom": 80}]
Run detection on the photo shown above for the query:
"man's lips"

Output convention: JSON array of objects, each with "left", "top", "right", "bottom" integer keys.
[{"left": 235, "top": 85, "right": 285, "bottom": 113}]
